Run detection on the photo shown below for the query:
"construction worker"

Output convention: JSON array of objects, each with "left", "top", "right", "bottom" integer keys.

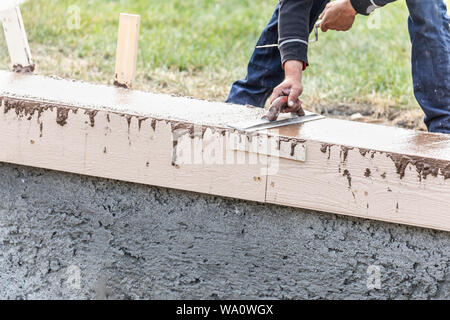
[{"left": 226, "top": 0, "right": 450, "bottom": 134}]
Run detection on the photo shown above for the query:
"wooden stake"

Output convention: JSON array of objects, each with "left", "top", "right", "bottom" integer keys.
[
  {"left": 0, "top": 6, "right": 34, "bottom": 73},
  {"left": 114, "top": 13, "right": 140, "bottom": 89}
]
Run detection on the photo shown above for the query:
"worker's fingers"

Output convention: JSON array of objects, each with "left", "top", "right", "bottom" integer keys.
[
  {"left": 269, "top": 87, "right": 291, "bottom": 105},
  {"left": 269, "top": 88, "right": 283, "bottom": 105},
  {"left": 282, "top": 100, "right": 302, "bottom": 113},
  {"left": 320, "top": 10, "right": 329, "bottom": 32},
  {"left": 319, "top": 3, "right": 331, "bottom": 26},
  {"left": 288, "top": 85, "right": 303, "bottom": 108},
  {"left": 320, "top": 20, "right": 329, "bottom": 32}
]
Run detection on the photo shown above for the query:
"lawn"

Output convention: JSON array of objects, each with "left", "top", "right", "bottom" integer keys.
[{"left": 0, "top": 0, "right": 448, "bottom": 113}]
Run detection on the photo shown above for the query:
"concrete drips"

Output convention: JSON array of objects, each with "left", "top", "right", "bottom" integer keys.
[
  {"left": 343, "top": 169, "right": 352, "bottom": 188},
  {"left": 340, "top": 146, "right": 354, "bottom": 163},
  {"left": 320, "top": 143, "right": 333, "bottom": 160},
  {"left": 138, "top": 117, "right": 148, "bottom": 131},
  {"left": 319, "top": 141, "right": 450, "bottom": 181},
  {"left": 386, "top": 153, "right": 450, "bottom": 181},
  {"left": 276, "top": 136, "right": 306, "bottom": 155},
  {"left": 2, "top": 94, "right": 450, "bottom": 181},
  {"left": 85, "top": 110, "right": 98, "bottom": 128},
  {"left": 2, "top": 96, "right": 53, "bottom": 120},
  {"left": 56, "top": 108, "right": 70, "bottom": 126},
  {"left": 169, "top": 121, "right": 231, "bottom": 166}
]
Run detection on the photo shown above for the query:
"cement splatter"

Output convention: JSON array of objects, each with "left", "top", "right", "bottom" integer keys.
[
  {"left": 138, "top": 117, "right": 148, "bottom": 131},
  {"left": 343, "top": 170, "right": 352, "bottom": 188},
  {"left": 3, "top": 97, "right": 51, "bottom": 120},
  {"left": 290, "top": 143, "right": 296, "bottom": 157},
  {"left": 340, "top": 146, "right": 354, "bottom": 163},
  {"left": 386, "top": 153, "right": 449, "bottom": 180},
  {"left": 85, "top": 110, "right": 98, "bottom": 128},
  {"left": 56, "top": 108, "right": 70, "bottom": 126},
  {"left": 359, "top": 148, "right": 370, "bottom": 157},
  {"left": 113, "top": 80, "right": 129, "bottom": 89},
  {"left": 12, "top": 64, "right": 35, "bottom": 73},
  {"left": 171, "top": 122, "right": 193, "bottom": 166},
  {"left": 320, "top": 144, "right": 332, "bottom": 160}
]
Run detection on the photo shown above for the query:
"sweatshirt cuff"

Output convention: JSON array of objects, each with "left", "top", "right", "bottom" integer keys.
[
  {"left": 350, "top": 0, "right": 379, "bottom": 15},
  {"left": 279, "top": 42, "right": 308, "bottom": 69}
]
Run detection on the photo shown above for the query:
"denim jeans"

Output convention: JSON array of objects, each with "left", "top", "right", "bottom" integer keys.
[
  {"left": 406, "top": 0, "right": 450, "bottom": 133},
  {"left": 227, "top": 0, "right": 450, "bottom": 134},
  {"left": 226, "top": 0, "right": 329, "bottom": 108}
]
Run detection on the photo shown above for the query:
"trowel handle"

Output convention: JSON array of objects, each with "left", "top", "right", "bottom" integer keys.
[
  {"left": 262, "top": 96, "right": 305, "bottom": 120},
  {"left": 262, "top": 96, "right": 289, "bottom": 121}
]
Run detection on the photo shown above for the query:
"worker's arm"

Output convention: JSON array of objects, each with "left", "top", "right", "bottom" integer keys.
[
  {"left": 320, "top": 0, "right": 397, "bottom": 32},
  {"left": 269, "top": 0, "right": 314, "bottom": 115},
  {"left": 350, "top": 0, "right": 397, "bottom": 15}
]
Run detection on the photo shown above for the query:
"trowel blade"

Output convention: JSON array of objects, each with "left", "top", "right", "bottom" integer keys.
[{"left": 228, "top": 112, "right": 325, "bottom": 132}]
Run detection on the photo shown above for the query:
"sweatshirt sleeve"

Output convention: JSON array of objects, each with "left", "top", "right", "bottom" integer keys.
[
  {"left": 350, "top": 0, "right": 397, "bottom": 15},
  {"left": 278, "top": 0, "right": 314, "bottom": 67}
]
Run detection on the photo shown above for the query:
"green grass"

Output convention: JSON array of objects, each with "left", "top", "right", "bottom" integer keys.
[{"left": 0, "top": 0, "right": 448, "bottom": 109}]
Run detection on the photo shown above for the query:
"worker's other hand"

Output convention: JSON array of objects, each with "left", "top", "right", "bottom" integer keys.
[
  {"left": 269, "top": 60, "right": 304, "bottom": 117},
  {"left": 319, "top": 0, "right": 357, "bottom": 32}
]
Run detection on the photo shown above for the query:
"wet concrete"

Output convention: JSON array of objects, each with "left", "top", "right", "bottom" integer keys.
[
  {"left": 279, "top": 121, "right": 450, "bottom": 180},
  {"left": 275, "top": 120, "right": 450, "bottom": 161},
  {"left": 2, "top": 70, "right": 450, "bottom": 182},
  {"left": 0, "top": 71, "right": 265, "bottom": 126},
  {"left": 0, "top": 162, "right": 449, "bottom": 300},
  {"left": 2, "top": 70, "right": 449, "bottom": 162}
]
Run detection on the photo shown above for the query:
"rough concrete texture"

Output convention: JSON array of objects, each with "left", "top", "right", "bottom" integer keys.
[{"left": 0, "top": 162, "right": 449, "bottom": 300}]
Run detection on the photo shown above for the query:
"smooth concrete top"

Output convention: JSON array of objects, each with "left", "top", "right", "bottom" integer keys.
[
  {"left": 1, "top": 71, "right": 449, "bottom": 161},
  {"left": 273, "top": 119, "right": 450, "bottom": 161},
  {"left": 0, "top": 71, "right": 264, "bottom": 124}
]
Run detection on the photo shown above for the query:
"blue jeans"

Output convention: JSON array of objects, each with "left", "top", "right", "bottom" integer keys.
[
  {"left": 227, "top": 0, "right": 450, "bottom": 134},
  {"left": 407, "top": 0, "right": 450, "bottom": 133},
  {"left": 226, "top": 0, "right": 330, "bottom": 108}
]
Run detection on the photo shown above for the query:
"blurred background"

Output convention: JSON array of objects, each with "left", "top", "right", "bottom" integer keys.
[{"left": 1, "top": 0, "right": 449, "bottom": 129}]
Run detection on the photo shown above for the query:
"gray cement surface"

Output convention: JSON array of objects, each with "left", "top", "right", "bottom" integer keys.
[{"left": 0, "top": 162, "right": 449, "bottom": 299}]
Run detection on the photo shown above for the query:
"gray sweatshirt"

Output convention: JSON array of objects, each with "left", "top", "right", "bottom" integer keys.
[{"left": 278, "top": 0, "right": 396, "bottom": 66}]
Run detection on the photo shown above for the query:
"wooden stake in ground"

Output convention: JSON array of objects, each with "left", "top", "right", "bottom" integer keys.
[
  {"left": 0, "top": 6, "right": 34, "bottom": 73},
  {"left": 114, "top": 13, "right": 140, "bottom": 89}
]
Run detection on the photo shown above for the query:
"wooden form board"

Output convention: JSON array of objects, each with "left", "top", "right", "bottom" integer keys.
[
  {"left": 0, "top": 71, "right": 449, "bottom": 231},
  {"left": 265, "top": 122, "right": 450, "bottom": 230},
  {"left": 114, "top": 13, "right": 140, "bottom": 88},
  {"left": 0, "top": 6, "right": 34, "bottom": 72}
]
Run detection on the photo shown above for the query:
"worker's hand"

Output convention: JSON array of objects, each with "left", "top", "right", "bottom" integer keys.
[
  {"left": 269, "top": 60, "right": 304, "bottom": 116},
  {"left": 319, "top": 0, "right": 357, "bottom": 32}
]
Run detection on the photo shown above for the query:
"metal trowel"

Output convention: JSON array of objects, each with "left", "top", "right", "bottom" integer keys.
[{"left": 228, "top": 96, "right": 325, "bottom": 132}]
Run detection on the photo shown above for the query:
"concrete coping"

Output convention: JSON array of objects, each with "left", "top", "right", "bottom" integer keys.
[{"left": 1, "top": 70, "right": 449, "bottom": 232}]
